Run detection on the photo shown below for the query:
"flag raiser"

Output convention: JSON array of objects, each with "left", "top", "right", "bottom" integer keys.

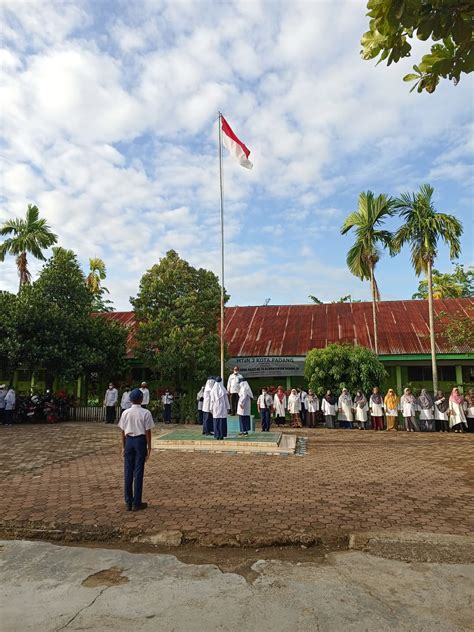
[{"left": 220, "top": 115, "right": 253, "bottom": 169}]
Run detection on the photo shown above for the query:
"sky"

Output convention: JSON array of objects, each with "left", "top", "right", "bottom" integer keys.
[{"left": 0, "top": 0, "right": 473, "bottom": 310}]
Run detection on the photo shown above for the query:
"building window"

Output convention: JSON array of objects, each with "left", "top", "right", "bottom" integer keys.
[
  {"left": 438, "top": 366, "right": 456, "bottom": 381},
  {"left": 462, "top": 366, "right": 474, "bottom": 383},
  {"left": 407, "top": 366, "right": 433, "bottom": 382}
]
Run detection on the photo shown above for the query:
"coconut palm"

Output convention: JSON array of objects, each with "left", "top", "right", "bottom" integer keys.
[
  {"left": 392, "top": 184, "right": 463, "bottom": 392},
  {"left": 86, "top": 257, "right": 107, "bottom": 295},
  {"left": 341, "top": 191, "right": 395, "bottom": 354},
  {"left": 0, "top": 204, "right": 58, "bottom": 289}
]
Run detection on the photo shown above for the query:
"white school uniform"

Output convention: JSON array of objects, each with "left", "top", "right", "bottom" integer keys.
[
  {"left": 140, "top": 387, "right": 150, "bottom": 405},
  {"left": 202, "top": 379, "right": 215, "bottom": 414},
  {"left": 237, "top": 382, "right": 253, "bottom": 416},
  {"left": 449, "top": 401, "right": 467, "bottom": 428},
  {"left": 305, "top": 395, "right": 319, "bottom": 413},
  {"left": 121, "top": 391, "right": 131, "bottom": 410},
  {"left": 227, "top": 373, "right": 243, "bottom": 394},
  {"left": 338, "top": 396, "right": 353, "bottom": 422},
  {"left": 321, "top": 398, "right": 336, "bottom": 416},
  {"left": 118, "top": 404, "right": 155, "bottom": 435},
  {"left": 354, "top": 402, "right": 369, "bottom": 422},
  {"left": 288, "top": 394, "right": 301, "bottom": 414},
  {"left": 434, "top": 398, "right": 449, "bottom": 421},
  {"left": 273, "top": 394, "right": 287, "bottom": 416},
  {"left": 104, "top": 388, "right": 118, "bottom": 406},
  {"left": 210, "top": 384, "right": 230, "bottom": 418},
  {"left": 400, "top": 396, "right": 416, "bottom": 417},
  {"left": 197, "top": 388, "right": 204, "bottom": 411},
  {"left": 5, "top": 389, "right": 15, "bottom": 410},
  {"left": 257, "top": 393, "right": 273, "bottom": 410},
  {"left": 418, "top": 407, "right": 434, "bottom": 420},
  {"left": 161, "top": 393, "right": 173, "bottom": 405},
  {"left": 369, "top": 396, "right": 384, "bottom": 417}
]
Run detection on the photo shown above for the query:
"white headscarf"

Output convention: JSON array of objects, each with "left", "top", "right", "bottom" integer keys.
[
  {"left": 204, "top": 378, "right": 215, "bottom": 393},
  {"left": 238, "top": 380, "right": 253, "bottom": 400},
  {"left": 211, "top": 379, "right": 227, "bottom": 402}
]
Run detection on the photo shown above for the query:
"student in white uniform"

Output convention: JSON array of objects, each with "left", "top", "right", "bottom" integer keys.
[
  {"left": 140, "top": 382, "right": 150, "bottom": 408},
  {"left": 161, "top": 389, "right": 173, "bottom": 424},
  {"left": 202, "top": 377, "right": 215, "bottom": 435},
  {"left": 273, "top": 386, "right": 287, "bottom": 426},
  {"left": 4, "top": 386, "right": 15, "bottom": 426},
  {"left": 369, "top": 387, "right": 384, "bottom": 431},
  {"left": 118, "top": 388, "right": 155, "bottom": 512},
  {"left": 227, "top": 367, "right": 243, "bottom": 415},
  {"left": 418, "top": 389, "right": 435, "bottom": 432},
  {"left": 434, "top": 391, "right": 449, "bottom": 433},
  {"left": 338, "top": 388, "right": 353, "bottom": 429},
  {"left": 400, "top": 388, "right": 419, "bottom": 431},
  {"left": 465, "top": 389, "right": 474, "bottom": 433},
  {"left": 298, "top": 387, "right": 308, "bottom": 426},
  {"left": 305, "top": 390, "right": 319, "bottom": 428},
  {"left": 449, "top": 387, "right": 467, "bottom": 433},
  {"left": 237, "top": 378, "right": 254, "bottom": 435},
  {"left": 120, "top": 385, "right": 132, "bottom": 416},
  {"left": 384, "top": 389, "right": 400, "bottom": 431},
  {"left": 321, "top": 390, "right": 337, "bottom": 429},
  {"left": 103, "top": 383, "right": 118, "bottom": 424},
  {"left": 288, "top": 389, "right": 302, "bottom": 428},
  {"left": 353, "top": 390, "right": 369, "bottom": 430},
  {"left": 257, "top": 387, "right": 273, "bottom": 432},
  {"left": 196, "top": 386, "right": 205, "bottom": 425},
  {"left": 210, "top": 377, "right": 230, "bottom": 440}
]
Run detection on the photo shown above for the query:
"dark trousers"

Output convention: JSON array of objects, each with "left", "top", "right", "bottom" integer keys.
[
  {"left": 275, "top": 415, "right": 285, "bottom": 426},
  {"left": 214, "top": 418, "right": 227, "bottom": 440},
  {"left": 307, "top": 412, "right": 317, "bottom": 428},
  {"left": 300, "top": 404, "right": 306, "bottom": 425},
  {"left": 240, "top": 415, "right": 251, "bottom": 433},
  {"left": 202, "top": 411, "right": 213, "bottom": 434},
  {"left": 105, "top": 406, "right": 116, "bottom": 423},
  {"left": 164, "top": 404, "right": 172, "bottom": 423},
  {"left": 260, "top": 409, "right": 270, "bottom": 431},
  {"left": 198, "top": 409, "right": 203, "bottom": 425},
  {"left": 0, "top": 408, "right": 5, "bottom": 425},
  {"left": 124, "top": 435, "right": 147, "bottom": 508},
  {"left": 230, "top": 393, "right": 239, "bottom": 415},
  {"left": 467, "top": 417, "right": 474, "bottom": 433},
  {"left": 4, "top": 409, "right": 13, "bottom": 425},
  {"left": 435, "top": 418, "right": 449, "bottom": 432}
]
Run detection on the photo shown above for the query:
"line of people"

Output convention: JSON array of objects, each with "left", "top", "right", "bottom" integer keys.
[{"left": 103, "top": 382, "right": 174, "bottom": 424}]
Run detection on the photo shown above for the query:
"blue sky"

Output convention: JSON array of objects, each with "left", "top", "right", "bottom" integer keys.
[{"left": 0, "top": 0, "right": 473, "bottom": 309}]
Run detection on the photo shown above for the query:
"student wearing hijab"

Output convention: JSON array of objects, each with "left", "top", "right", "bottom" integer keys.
[
  {"left": 273, "top": 386, "right": 287, "bottom": 426},
  {"left": 237, "top": 377, "right": 254, "bottom": 436},
  {"left": 321, "top": 390, "right": 337, "bottom": 428},
  {"left": 210, "top": 377, "right": 230, "bottom": 440},
  {"left": 120, "top": 385, "right": 132, "bottom": 417},
  {"left": 288, "top": 388, "right": 302, "bottom": 428},
  {"left": 417, "top": 389, "right": 434, "bottom": 431},
  {"left": 338, "top": 388, "right": 353, "bottom": 429},
  {"left": 449, "top": 387, "right": 467, "bottom": 433},
  {"left": 196, "top": 385, "right": 205, "bottom": 425},
  {"left": 369, "top": 387, "right": 384, "bottom": 430},
  {"left": 384, "top": 389, "right": 400, "bottom": 431},
  {"left": 305, "top": 390, "right": 319, "bottom": 428},
  {"left": 354, "top": 390, "right": 369, "bottom": 430},
  {"left": 465, "top": 388, "right": 474, "bottom": 433},
  {"left": 202, "top": 377, "right": 215, "bottom": 435},
  {"left": 257, "top": 387, "right": 273, "bottom": 432},
  {"left": 434, "top": 391, "right": 449, "bottom": 432},
  {"left": 400, "top": 388, "right": 418, "bottom": 431}
]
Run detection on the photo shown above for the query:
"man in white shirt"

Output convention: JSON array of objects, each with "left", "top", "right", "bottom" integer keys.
[
  {"left": 4, "top": 386, "right": 15, "bottom": 426},
  {"left": 103, "top": 383, "right": 118, "bottom": 424},
  {"left": 118, "top": 388, "right": 155, "bottom": 511},
  {"left": 298, "top": 387, "right": 308, "bottom": 426},
  {"left": 257, "top": 387, "right": 273, "bottom": 432},
  {"left": 227, "top": 366, "right": 243, "bottom": 415},
  {"left": 140, "top": 382, "right": 150, "bottom": 408},
  {"left": 161, "top": 389, "right": 173, "bottom": 424},
  {"left": 120, "top": 385, "right": 132, "bottom": 415}
]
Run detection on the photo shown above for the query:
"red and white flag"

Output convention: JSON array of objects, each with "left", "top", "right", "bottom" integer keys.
[{"left": 221, "top": 115, "right": 253, "bottom": 170}]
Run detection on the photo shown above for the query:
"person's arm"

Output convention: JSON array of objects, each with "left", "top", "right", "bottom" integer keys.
[
  {"left": 145, "top": 429, "right": 152, "bottom": 461},
  {"left": 120, "top": 430, "right": 126, "bottom": 457}
]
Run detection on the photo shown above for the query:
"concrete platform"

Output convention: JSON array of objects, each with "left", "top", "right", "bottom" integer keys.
[{"left": 152, "top": 430, "right": 297, "bottom": 455}]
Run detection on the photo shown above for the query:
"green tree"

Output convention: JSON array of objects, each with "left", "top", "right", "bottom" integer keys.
[
  {"left": 361, "top": 0, "right": 474, "bottom": 93},
  {"left": 309, "top": 295, "right": 323, "bottom": 304},
  {"left": 392, "top": 184, "right": 463, "bottom": 392},
  {"left": 436, "top": 306, "right": 474, "bottom": 350},
  {"left": 131, "top": 250, "right": 225, "bottom": 388},
  {"left": 341, "top": 191, "right": 395, "bottom": 354},
  {"left": 305, "top": 343, "right": 388, "bottom": 396},
  {"left": 0, "top": 204, "right": 58, "bottom": 289},
  {"left": 412, "top": 264, "right": 474, "bottom": 299},
  {"left": 86, "top": 257, "right": 113, "bottom": 312}
]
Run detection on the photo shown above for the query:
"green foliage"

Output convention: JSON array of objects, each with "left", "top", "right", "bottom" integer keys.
[
  {"left": 361, "top": 0, "right": 474, "bottom": 93},
  {"left": 412, "top": 264, "right": 474, "bottom": 299},
  {"left": 87, "top": 257, "right": 114, "bottom": 312},
  {"left": 0, "top": 249, "right": 127, "bottom": 387},
  {"left": 131, "top": 250, "right": 226, "bottom": 387},
  {"left": 305, "top": 343, "right": 388, "bottom": 396},
  {"left": 0, "top": 204, "right": 58, "bottom": 287},
  {"left": 309, "top": 295, "right": 323, "bottom": 304},
  {"left": 392, "top": 184, "right": 463, "bottom": 275},
  {"left": 436, "top": 307, "right": 474, "bottom": 349}
]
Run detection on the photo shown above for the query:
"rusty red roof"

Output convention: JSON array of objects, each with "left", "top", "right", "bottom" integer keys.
[{"left": 97, "top": 298, "right": 474, "bottom": 358}]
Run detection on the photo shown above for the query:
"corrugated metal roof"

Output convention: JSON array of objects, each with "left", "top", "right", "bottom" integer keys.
[{"left": 96, "top": 298, "right": 474, "bottom": 358}]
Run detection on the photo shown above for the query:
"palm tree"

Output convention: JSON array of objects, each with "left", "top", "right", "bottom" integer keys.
[
  {"left": 341, "top": 191, "right": 395, "bottom": 354},
  {"left": 0, "top": 204, "right": 58, "bottom": 289},
  {"left": 392, "top": 184, "right": 463, "bottom": 393},
  {"left": 86, "top": 257, "right": 107, "bottom": 295}
]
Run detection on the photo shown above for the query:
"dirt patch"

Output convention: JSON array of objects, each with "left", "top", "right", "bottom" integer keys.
[{"left": 81, "top": 566, "right": 129, "bottom": 588}]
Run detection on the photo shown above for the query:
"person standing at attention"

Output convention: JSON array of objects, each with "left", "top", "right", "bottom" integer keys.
[
  {"left": 237, "top": 377, "right": 254, "bottom": 436},
  {"left": 273, "top": 386, "right": 287, "bottom": 426},
  {"left": 210, "top": 377, "right": 230, "bottom": 440},
  {"left": 118, "top": 388, "right": 154, "bottom": 511},
  {"left": 449, "top": 387, "right": 467, "bottom": 433},
  {"left": 202, "top": 377, "right": 215, "bottom": 435},
  {"left": 161, "top": 389, "right": 173, "bottom": 424},
  {"left": 120, "top": 385, "right": 132, "bottom": 417},
  {"left": 465, "top": 388, "right": 474, "bottom": 433},
  {"left": 298, "top": 386, "right": 308, "bottom": 426},
  {"left": 338, "top": 388, "right": 353, "bottom": 429},
  {"left": 434, "top": 391, "right": 449, "bottom": 432},
  {"left": 103, "top": 382, "right": 118, "bottom": 424},
  {"left": 0, "top": 384, "right": 7, "bottom": 426},
  {"left": 257, "top": 387, "right": 273, "bottom": 432},
  {"left": 384, "top": 389, "right": 399, "bottom": 431},
  {"left": 288, "top": 388, "right": 302, "bottom": 428},
  {"left": 321, "top": 390, "right": 337, "bottom": 429},
  {"left": 305, "top": 390, "right": 319, "bottom": 428},
  {"left": 227, "top": 366, "right": 243, "bottom": 416},
  {"left": 139, "top": 382, "right": 150, "bottom": 408},
  {"left": 400, "top": 388, "right": 418, "bottom": 431},
  {"left": 369, "top": 387, "right": 384, "bottom": 430},
  {"left": 354, "top": 390, "right": 369, "bottom": 430},
  {"left": 4, "top": 386, "right": 15, "bottom": 426},
  {"left": 196, "top": 385, "right": 205, "bottom": 425}
]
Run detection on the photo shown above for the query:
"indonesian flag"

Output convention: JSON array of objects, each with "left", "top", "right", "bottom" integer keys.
[{"left": 221, "top": 115, "right": 253, "bottom": 169}]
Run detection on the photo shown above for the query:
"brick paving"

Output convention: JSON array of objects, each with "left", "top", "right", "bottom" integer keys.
[{"left": 0, "top": 423, "right": 473, "bottom": 545}]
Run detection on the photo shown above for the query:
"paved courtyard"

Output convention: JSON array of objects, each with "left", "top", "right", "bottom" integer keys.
[{"left": 0, "top": 423, "right": 473, "bottom": 546}]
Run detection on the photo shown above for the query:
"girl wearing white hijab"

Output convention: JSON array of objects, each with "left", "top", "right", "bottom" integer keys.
[
  {"left": 400, "top": 388, "right": 418, "bottom": 432},
  {"left": 338, "top": 388, "right": 353, "bottom": 429},
  {"left": 202, "top": 377, "right": 215, "bottom": 435},
  {"left": 210, "top": 377, "right": 230, "bottom": 440},
  {"left": 237, "top": 378, "right": 254, "bottom": 436},
  {"left": 288, "top": 389, "right": 302, "bottom": 428},
  {"left": 353, "top": 391, "right": 368, "bottom": 430}
]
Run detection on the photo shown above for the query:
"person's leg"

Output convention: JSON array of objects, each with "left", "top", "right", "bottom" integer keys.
[
  {"left": 214, "top": 418, "right": 221, "bottom": 439},
  {"left": 222, "top": 418, "right": 227, "bottom": 439},
  {"left": 239, "top": 415, "right": 245, "bottom": 434},
  {"left": 467, "top": 417, "right": 474, "bottom": 433},
  {"left": 230, "top": 393, "right": 237, "bottom": 416},
  {"left": 198, "top": 410, "right": 203, "bottom": 425},
  {"left": 132, "top": 436, "right": 147, "bottom": 509},
  {"left": 124, "top": 437, "right": 135, "bottom": 508},
  {"left": 5, "top": 409, "right": 13, "bottom": 426},
  {"left": 0, "top": 408, "right": 5, "bottom": 425}
]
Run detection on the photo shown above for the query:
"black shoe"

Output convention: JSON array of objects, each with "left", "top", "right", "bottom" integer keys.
[
  {"left": 132, "top": 502, "right": 148, "bottom": 511},
  {"left": 125, "top": 503, "right": 132, "bottom": 511}
]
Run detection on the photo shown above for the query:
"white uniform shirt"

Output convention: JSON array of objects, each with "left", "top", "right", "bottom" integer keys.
[
  {"left": 321, "top": 398, "right": 336, "bottom": 416},
  {"left": 257, "top": 393, "right": 273, "bottom": 410},
  {"left": 273, "top": 394, "right": 287, "bottom": 416},
  {"left": 0, "top": 388, "right": 7, "bottom": 409},
  {"left": 104, "top": 388, "right": 118, "bottom": 406},
  {"left": 202, "top": 379, "right": 215, "bottom": 414},
  {"left": 449, "top": 400, "right": 467, "bottom": 427},
  {"left": 466, "top": 402, "right": 474, "bottom": 418},
  {"left": 434, "top": 398, "right": 449, "bottom": 421},
  {"left": 300, "top": 391, "right": 308, "bottom": 406},
  {"left": 210, "top": 385, "right": 230, "bottom": 418},
  {"left": 5, "top": 389, "right": 15, "bottom": 410},
  {"left": 161, "top": 393, "right": 173, "bottom": 405},
  {"left": 227, "top": 373, "right": 243, "bottom": 394},
  {"left": 400, "top": 396, "right": 416, "bottom": 417},
  {"left": 305, "top": 395, "right": 319, "bottom": 413},
  {"left": 369, "top": 395, "right": 384, "bottom": 417},
  {"left": 354, "top": 401, "right": 369, "bottom": 421},
  {"left": 338, "top": 395, "right": 353, "bottom": 422},
  {"left": 197, "top": 388, "right": 205, "bottom": 411},
  {"left": 120, "top": 391, "right": 131, "bottom": 409},
  {"left": 418, "top": 407, "right": 434, "bottom": 420},
  {"left": 288, "top": 394, "right": 301, "bottom": 414},
  {"left": 140, "top": 387, "right": 150, "bottom": 405},
  {"left": 118, "top": 404, "right": 155, "bottom": 436}
]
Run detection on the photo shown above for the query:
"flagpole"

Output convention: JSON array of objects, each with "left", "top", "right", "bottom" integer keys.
[{"left": 218, "top": 112, "right": 225, "bottom": 380}]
